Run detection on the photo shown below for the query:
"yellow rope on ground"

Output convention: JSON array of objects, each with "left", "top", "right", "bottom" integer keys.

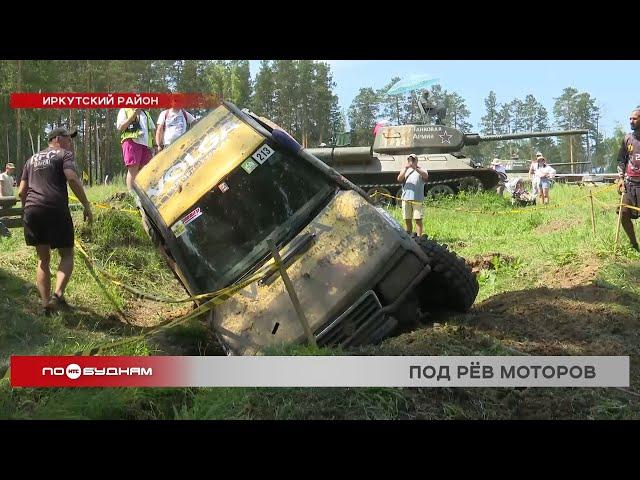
[
  {"left": 69, "top": 194, "right": 140, "bottom": 215},
  {"left": 72, "top": 238, "right": 272, "bottom": 356}
]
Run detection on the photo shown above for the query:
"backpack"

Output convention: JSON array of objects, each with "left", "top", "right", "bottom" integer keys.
[{"left": 161, "top": 109, "right": 191, "bottom": 131}]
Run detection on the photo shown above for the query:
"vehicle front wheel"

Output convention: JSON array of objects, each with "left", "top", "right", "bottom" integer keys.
[{"left": 414, "top": 236, "right": 478, "bottom": 312}]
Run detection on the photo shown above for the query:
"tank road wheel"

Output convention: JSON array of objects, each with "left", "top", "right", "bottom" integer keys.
[
  {"left": 367, "top": 187, "right": 394, "bottom": 205},
  {"left": 426, "top": 184, "right": 457, "bottom": 197},
  {"left": 414, "top": 236, "right": 479, "bottom": 312},
  {"left": 458, "top": 176, "right": 483, "bottom": 193}
]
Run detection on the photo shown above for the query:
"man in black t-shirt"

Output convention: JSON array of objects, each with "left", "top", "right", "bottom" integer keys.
[
  {"left": 18, "top": 127, "right": 93, "bottom": 315},
  {"left": 616, "top": 108, "right": 640, "bottom": 251}
]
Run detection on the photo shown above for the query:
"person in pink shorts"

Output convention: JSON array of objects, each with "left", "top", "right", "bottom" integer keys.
[{"left": 116, "top": 107, "right": 156, "bottom": 191}]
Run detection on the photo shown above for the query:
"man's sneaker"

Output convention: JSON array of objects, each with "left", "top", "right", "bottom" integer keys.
[{"left": 49, "top": 293, "right": 71, "bottom": 311}]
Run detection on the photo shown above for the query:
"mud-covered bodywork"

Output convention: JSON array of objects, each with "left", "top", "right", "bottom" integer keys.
[
  {"left": 132, "top": 101, "right": 462, "bottom": 354},
  {"left": 213, "top": 190, "right": 426, "bottom": 354}
]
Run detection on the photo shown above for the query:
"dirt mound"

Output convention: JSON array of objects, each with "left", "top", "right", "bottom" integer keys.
[
  {"left": 542, "top": 262, "right": 600, "bottom": 289},
  {"left": 125, "top": 299, "right": 191, "bottom": 328},
  {"left": 470, "top": 283, "right": 638, "bottom": 356},
  {"left": 535, "top": 218, "right": 583, "bottom": 234},
  {"left": 466, "top": 253, "right": 517, "bottom": 274},
  {"left": 124, "top": 299, "right": 223, "bottom": 355}
]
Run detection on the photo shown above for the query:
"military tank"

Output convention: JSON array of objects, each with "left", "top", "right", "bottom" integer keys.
[{"left": 306, "top": 124, "right": 589, "bottom": 200}]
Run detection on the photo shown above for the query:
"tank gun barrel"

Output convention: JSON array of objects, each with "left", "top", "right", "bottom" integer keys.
[
  {"left": 548, "top": 161, "right": 591, "bottom": 166},
  {"left": 468, "top": 129, "right": 589, "bottom": 145},
  {"left": 305, "top": 146, "right": 373, "bottom": 164}
]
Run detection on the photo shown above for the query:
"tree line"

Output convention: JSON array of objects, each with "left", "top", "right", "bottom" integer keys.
[
  {"left": 0, "top": 60, "right": 340, "bottom": 185},
  {"left": 0, "top": 60, "right": 628, "bottom": 183}
]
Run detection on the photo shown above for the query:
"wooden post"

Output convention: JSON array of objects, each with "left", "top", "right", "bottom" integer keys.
[
  {"left": 570, "top": 136, "right": 574, "bottom": 174},
  {"left": 589, "top": 189, "right": 596, "bottom": 236},
  {"left": 4, "top": 94, "right": 10, "bottom": 163},
  {"left": 614, "top": 192, "right": 625, "bottom": 255},
  {"left": 16, "top": 60, "right": 22, "bottom": 171},
  {"left": 267, "top": 239, "right": 316, "bottom": 347}
]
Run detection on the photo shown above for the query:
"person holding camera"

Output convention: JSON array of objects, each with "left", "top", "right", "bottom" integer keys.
[
  {"left": 116, "top": 107, "right": 156, "bottom": 191},
  {"left": 397, "top": 153, "right": 429, "bottom": 236}
]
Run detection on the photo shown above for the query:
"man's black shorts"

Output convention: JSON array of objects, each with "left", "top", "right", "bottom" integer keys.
[{"left": 23, "top": 207, "right": 74, "bottom": 249}]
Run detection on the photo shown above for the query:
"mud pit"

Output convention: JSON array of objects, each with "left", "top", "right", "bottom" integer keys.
[{"left": 358, "top": 262, "right": 640, "bottom": 419}]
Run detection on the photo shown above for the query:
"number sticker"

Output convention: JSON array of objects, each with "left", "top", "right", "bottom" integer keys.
[{"left": 252, "top": 144, "right": 275, "bottom": 164}]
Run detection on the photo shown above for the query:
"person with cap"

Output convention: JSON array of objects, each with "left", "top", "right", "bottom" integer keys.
[
  {"left": 490, "top": 158, "right": 507, "bottom": 196},
  {"left": 529, "top": 152, "right": 545, "bottom": 196},
  {"left": 533, "top": 154, "right": 555, "bottom": 204},
  {"left": 615, "top": 107, "right": 640, "bottom": 251},
  {"left": 0, "top": 162, "right": 16, "bottom": 197},
  {"left": 116, "top": 107, "right": 156, "bottom": 191},
  {"left": 397, "top": 153, "right": 429, "bottom": 236},
  {"left": 17, "top": 127, "right": 93, "bottom": 316}
]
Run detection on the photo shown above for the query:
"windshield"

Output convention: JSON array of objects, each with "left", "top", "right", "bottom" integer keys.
[{"left": 172, "top": 144, "right": 334, "bottom": 293}]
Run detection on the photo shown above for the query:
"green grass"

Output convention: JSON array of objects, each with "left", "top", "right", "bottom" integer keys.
[{"left": 1, "top": 182, "right": 639, "bottom": 419}]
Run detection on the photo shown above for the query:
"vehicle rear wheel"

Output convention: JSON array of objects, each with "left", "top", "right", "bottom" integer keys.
[{"left": 414, "top": 236, "right": 478, "bottom": 312}]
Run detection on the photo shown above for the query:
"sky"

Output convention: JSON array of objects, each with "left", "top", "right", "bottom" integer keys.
[{"left": 248, "top": 60, "right": 640, "bottom": 137}]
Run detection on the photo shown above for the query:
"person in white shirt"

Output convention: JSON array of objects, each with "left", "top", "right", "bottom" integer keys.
[
  {"left": 490, "top": 158, "right": 507, "bottom": 196},
  {"left": 529, "top": 151, "right": 545, "bottom": 196},
  {"left": 155, "top": 108, "right": 196, "bottom": 150},
  {"left": 534, "top": 155, "right": 556, "bottom": 204},
  {"left": 397, "top": 154, "right": 429, "bottom": 236},
  {"left": 0, "top": 162, "right": 16, "bottom": 197}
]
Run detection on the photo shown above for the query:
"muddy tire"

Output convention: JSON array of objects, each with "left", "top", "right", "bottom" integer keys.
[{"left": 414, "top": 236, "right": 478, "bottom": 312}]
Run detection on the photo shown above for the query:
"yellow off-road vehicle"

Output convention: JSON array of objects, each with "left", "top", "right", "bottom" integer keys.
[{"left": 134, "top": 101, "right": 478, "bottom": 355}]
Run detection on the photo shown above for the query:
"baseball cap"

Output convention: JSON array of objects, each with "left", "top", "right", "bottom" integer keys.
[
  {"left": 408, "top": 153, "right": 419, "bottom": 161},
  {"left": 6, "top": 163, "right": 15, "bottom": 169},
  {"left": 47, "top": 126, "right": 78, "bottom": 142},
  {"left": 535, "top": 151, "right": 543, "bottom": 158}
]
